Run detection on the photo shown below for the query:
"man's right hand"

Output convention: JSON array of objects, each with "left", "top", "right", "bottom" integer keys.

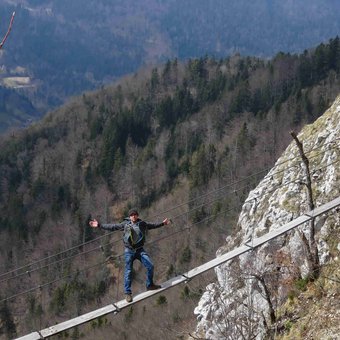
[{"left": 89, "top": 219, "right": 99, "bottom": 228}]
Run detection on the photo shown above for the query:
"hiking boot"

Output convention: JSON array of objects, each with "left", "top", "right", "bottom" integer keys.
[
  {"left": 147, "top": 284, "right": 161, "bottom": 291},
  {"left": 125, "top": 294, "right": 132, "bottom": 303}
]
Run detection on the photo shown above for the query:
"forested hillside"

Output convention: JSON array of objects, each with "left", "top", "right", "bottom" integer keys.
[
  {"left": 1, "top": 38, "right": 340, "bottom": 339},
  {"left": 1, "top": 0, "right": 340, "bottom": 131}
]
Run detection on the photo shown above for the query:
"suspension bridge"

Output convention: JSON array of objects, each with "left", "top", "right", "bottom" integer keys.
[{"left": 16, "top": 195, "right": 340, "bottom": 340}]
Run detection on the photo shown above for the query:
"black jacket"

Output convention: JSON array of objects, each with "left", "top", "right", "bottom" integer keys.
[{"left": 100, "top": 218, "right": 164, "bottom": 249}]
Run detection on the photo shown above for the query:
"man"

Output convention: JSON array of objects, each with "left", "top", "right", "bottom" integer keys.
[{"left": 89, "top": 209, "right": 171, "bottom": 302}]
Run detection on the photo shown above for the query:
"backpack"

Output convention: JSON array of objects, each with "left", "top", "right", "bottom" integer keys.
[{"left": 123, "top": 222, "right": 144, "bottom": 248}]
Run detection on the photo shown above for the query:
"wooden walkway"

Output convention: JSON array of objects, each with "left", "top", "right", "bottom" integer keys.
[{"left": 16, "top": 196, "right": 340, "bottom": 340}]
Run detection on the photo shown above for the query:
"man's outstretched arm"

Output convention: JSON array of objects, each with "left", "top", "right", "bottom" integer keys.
[
  {"left": 145, "top": 218, "right": 171, "bottom": 230},
  {"left": 89, "top": 219, "right": 126, "bottom": 231}
]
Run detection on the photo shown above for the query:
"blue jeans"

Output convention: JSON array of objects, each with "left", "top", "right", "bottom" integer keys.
[{"left": 124, "top": 247, "right": 154, "bottom": 294}]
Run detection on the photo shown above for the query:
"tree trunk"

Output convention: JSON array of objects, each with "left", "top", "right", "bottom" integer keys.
[{"left": 290, "top": 131, "right": 319, "bottom": 279}]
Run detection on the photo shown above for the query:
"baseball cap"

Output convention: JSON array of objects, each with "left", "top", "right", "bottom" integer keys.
[{"left": 128, "top": 209, "right": 139, "bottom": 216}]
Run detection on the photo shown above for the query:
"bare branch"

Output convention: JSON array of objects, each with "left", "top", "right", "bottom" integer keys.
[{"left": 0, "top": 12, "right": 15, "bottom": 50}]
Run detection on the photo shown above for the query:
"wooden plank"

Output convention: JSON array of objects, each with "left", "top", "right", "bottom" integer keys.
[
  {"left": 250, "top": 214, "right": 311, "bottom": 247},
  {"left": 252, "top": 195, "right": 340, "bottom": 247},
  {"left": 183, "top": 196, "right": 340, "bottom": 279},
  {"left": 15, "top": 196, "right": 340, "bottom": 339},
  {"left": 40, "top": 305, "right": 117, "bottom": 338},
  {"left": 307, "top": 196, "right": 340, "bottom": 216},
  {"left": 37, "top": 275, "right": 190, "bottom": 339},
  {"left": 14, "top": 332, "right": 42, "bottom": 340},
  {"left": 185, "top": 245, "right": 250, "bottom": 278}
]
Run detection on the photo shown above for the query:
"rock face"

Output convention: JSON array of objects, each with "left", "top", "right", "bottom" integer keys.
[{"left": 194, "top": 95, "right": 340, "bottom": 339}]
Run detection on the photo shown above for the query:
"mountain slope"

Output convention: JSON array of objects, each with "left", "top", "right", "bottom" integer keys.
[
  {"left": 0, "top": 40, "right": 340, "bottom": 338},
  {"left": 0, "top": 0, "right": 340, "bottom": 130},
  {"left": 194, "top": 95, "right": 340, "bottom": 339}
]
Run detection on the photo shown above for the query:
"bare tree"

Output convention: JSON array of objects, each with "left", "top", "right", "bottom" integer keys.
[{"left": 290, "top": 131, "right": 319, "bottom": 279}]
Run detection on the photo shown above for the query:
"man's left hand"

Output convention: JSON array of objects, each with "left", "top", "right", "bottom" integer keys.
[{"left": 163, "top": 218, "right": 171, "bottom": 225}]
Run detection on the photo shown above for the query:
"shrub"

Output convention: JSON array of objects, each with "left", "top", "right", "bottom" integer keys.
[
  {"left": 295, "top": 278, "right": 309, "bottom": 291},
  {"left": 156, "top": 295, "right": 167, "bottom": 305}
]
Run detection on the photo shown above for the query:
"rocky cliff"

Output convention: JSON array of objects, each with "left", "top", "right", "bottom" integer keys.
[{"left": 194, "top": 94, "right": 340, "bottom": 339}]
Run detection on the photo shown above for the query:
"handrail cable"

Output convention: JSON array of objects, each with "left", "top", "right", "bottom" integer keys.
[
  {"left": 2, "top": 155, "right": 338, "bottom": 285},
  {"left": 0, "top": 141, "right": 338, "bottom": 280},
  {"left": 0, "top": 146, "right": 338, "bottom": 285},
  {"left": 0, "top": 226, "right": 194, "bottom": 303},
  {"left": 2, "top": 157, "right": 339, "bottom": 301}
]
